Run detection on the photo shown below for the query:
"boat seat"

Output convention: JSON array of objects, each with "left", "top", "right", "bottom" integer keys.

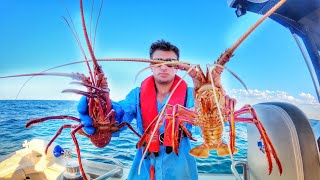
[{"left": 247, "top": 102, "right": 320, "bottom": 180}]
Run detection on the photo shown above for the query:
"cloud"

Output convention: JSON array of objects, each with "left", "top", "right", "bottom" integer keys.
[
  {"left": 228, "top": 89, "right": 320, "bottom": 120},
  {"left": 299, "top": 92, "right": 318, "bottom": 103}
]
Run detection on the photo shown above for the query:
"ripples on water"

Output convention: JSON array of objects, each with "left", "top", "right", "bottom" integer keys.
[{"left": 0, "top": 100, "right": 317, "bottom": 174}]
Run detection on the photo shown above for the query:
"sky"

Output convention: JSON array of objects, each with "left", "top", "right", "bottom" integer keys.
[{"left": 0, "top": 0, "right": 319, "bottom": 119}]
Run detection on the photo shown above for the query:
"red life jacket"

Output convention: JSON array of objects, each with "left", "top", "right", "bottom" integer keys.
[{"left": 140, "top": 75, "right": 187, "bottom": 152}]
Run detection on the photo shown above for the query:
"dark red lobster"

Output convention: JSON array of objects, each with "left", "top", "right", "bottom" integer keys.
[{"left": 0, "top": 1, "right": 141, "bottom": 179}]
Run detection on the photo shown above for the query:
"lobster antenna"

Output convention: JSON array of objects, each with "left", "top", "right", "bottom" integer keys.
[
  {"left": 13, "top": 58, "right": 182, "bottom": 99},
  {"left": 14, "top": 6, "right": 92, "bottom": 100},
  {"left": 133, "top": 66, "right": 150, "bottom": 86},
  {"left": 211, "top": 64, "right": 248, "bottom": 91},
  {"left": 62, "top": 17, "right": 88, "bottom": 61},
  {"left": 89, "top": 0, "right": 95, "bottom": 44},
  {"left": 63, "top": 5, "right": 95, "bottom": 86},
  {"left": 80, "top": 0, "right": 99, "bottom": 84},
  {"left": 215, "top": 0, "right": 286, "bottom": 68},
  {"left": 0, "top": 72, "right": 87, "bottom": 79},
  {"left": 133, "top": 61, "right": 189, "bottom": 85},
  {"left": 15, "top": 79, "right": 29, "bottom": 100},
  {"left": 229, "top": 0, "right": 286, "bottom": 54},
  {"left": 93, "top": 0, "right": 104, "bottom": 50}
]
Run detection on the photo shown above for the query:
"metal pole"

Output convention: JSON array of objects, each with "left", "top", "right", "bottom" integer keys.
[{"left": 291, "top": 31, "right": 320, "bottom": 103}]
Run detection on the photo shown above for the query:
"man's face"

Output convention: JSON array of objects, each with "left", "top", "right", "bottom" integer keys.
[{"left": 150, "top": 50, "right": 178, "bottom": 85}]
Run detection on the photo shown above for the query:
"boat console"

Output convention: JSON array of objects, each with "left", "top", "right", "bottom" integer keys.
[{"left": 246, "top": 102, "right": 320, "bottom": 180}]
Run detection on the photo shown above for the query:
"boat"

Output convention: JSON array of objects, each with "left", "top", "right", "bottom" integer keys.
[{"left": 1, "top": 0, "right": 320, "bottom": 179}]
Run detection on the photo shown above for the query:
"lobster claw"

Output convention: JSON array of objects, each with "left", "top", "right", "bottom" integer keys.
[{"left": 53, "top": 145, "right": 64, "bottom": 158}]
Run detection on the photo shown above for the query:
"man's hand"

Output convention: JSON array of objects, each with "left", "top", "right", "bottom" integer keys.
[
  {"left": 112, "top": 101, "right": 124, "bottom": 123},
  {"left": 77, "top": 96, "right": 95, "bottom": 135},
  {"left": 77, "top": 96, "right": 125, "bottom": 136},
  {"left": 111, "top": 102, "right": 124, "bottom": 137}
]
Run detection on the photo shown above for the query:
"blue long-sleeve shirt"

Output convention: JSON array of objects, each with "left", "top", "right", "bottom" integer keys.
[{"left": 114, "top": 86, "right": 198, "bottom": 180}]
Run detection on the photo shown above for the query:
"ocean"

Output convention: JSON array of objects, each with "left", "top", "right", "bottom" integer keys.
[{"left": 0, "top": 100, "right": 317, "bottom": 174}]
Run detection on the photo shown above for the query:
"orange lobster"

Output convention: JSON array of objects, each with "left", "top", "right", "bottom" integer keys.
[{"left": 138, "top": 0, "right": 286, "bottom": 176}]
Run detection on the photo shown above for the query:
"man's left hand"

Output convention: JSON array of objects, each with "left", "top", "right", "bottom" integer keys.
[{"left": 77, "top": 96, "right": 95, "bottom": 135}]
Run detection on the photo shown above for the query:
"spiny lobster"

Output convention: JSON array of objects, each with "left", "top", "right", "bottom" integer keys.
[{"left": 0, "top": 1, "right": 144, "bottom": 179}]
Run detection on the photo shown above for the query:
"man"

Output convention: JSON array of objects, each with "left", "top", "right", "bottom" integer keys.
[{"left": 79, "top": 40, "right": 198, "bottom": 180}]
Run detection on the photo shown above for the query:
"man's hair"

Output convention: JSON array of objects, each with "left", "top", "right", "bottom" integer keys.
[{"left": 149, "top": 40, "right": 180, "bottom": 60}]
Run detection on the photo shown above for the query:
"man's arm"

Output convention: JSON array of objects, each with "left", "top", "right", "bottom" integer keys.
[{"left": 111, "top": 87, "right": 140, "bottom": 136}]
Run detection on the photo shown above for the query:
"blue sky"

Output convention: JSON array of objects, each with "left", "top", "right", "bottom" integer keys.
[{"left": 0, "top": 0, "right": 319, "bottom": 119}]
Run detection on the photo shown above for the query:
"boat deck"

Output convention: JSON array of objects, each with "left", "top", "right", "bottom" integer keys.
[{"left": 0, "top": 139, "right": 237, "bottom": 180}]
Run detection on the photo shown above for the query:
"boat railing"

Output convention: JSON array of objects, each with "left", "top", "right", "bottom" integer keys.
[
  {"left": 95, "top": 167, "right": 122, "bottom": 180},
  {"left": 70, "top": 151, "right": 126, "bottom": 168},
  {"left": 232, "top": 161, "right": 248, "bottom": 180}
]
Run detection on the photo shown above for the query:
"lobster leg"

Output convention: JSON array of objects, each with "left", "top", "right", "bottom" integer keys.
[
  {"left": 26, "top": 115, "right": 81, "bottom": 128},
  {"left": 165, "top": 104, "right": 216, "bottom": 158},
  {"left": 137, "top": 114, "right": 165, "bottom": 154},
  {"left": 70, "top": 123, "right": 89, "bottom": 180},
  {"left": 101, "top": 109, "right": 116, "bottom": 124},
  {"left": 165, "top": 113, "right": 181, "bottom": 155},
  {"left": 166, "top": 104, "right": 198, "bottom": 122},
  {"left": 162, "top": 104, "right": 180, "bottom": 155},
  {"left": 164, "top": 104, "right": 228, "bottom": 158},
  {"left": 138, "top": 104, "right": 198, "bottom": 156},
  {"left": 226, "top": 97, "right": 238, "bottom": 156},
  {"left": 25, "top": 115, "right": 84, "bottom": 156},
  {"left": 111, "top": 122, "right": 141, "bottom": 138},
  {"left": 178, "top": 120, "right": 197, "bottom": 142},
  {"left": 164, "top": 104, "right": 198, "bottom": 155},
  {"left": 45, "top": 124, "right": 78, "bottom": 154},
  {"left": 234, "top": 104, "right": 282, "bottom": 175}
]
